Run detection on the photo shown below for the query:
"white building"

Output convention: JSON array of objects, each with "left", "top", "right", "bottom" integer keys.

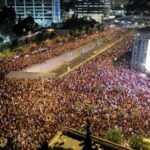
[
  {"left": 131, "top": 27, "right": 150, "bottom": 73},
  {"left": 6, "top": 0, "right": 61, "bottom": 27}
]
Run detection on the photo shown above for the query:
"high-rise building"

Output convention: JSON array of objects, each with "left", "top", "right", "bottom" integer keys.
[
  {"left": 6, "top": 0, "right": 61, "bottom": 27},
  {"left": 74, "top": 0, "right": 112, "bottom": 22}
]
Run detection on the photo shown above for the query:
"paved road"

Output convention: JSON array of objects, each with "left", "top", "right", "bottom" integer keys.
[
  {"left": 24, "top": 40, "right": 101, "bottom": 73},
  {"left": 6, "top": 39, "right": 102, "bottom": 79},
  {"left": 6, "top": 31, "right": 125, "bottom": 79},
  {"left": 58, "top": 37, "right": 124, "bottom": 78}
]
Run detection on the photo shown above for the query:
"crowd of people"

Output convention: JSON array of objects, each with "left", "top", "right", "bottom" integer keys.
[
  {"left": 0, "top": 29, "right": 150, "bottom": 150},
  {"left": 0, "top": 27, "right": 122, "bottom": 78}
]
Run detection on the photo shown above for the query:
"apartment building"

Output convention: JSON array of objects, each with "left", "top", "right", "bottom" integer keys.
[{"left": 6, "top": 0, "right": 61, "bottom": 26}]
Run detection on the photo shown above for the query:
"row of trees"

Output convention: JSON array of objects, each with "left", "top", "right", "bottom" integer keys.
[
  {"left": 52, "top": 15, "right": 97, "bottom": 30},
  {"left": 83, "top": 122, "right": 149, "bottom": 150},
  {"left": 69, "top": 24, "right": 104, "bottom": 38},
  {"left": 106, "top": 129, "right": 149, "bottom": 150}
]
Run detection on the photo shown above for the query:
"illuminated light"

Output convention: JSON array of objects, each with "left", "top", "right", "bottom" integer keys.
[
  {"left": 53, "top": 0, "right": 61, "bottom": 23},
  {"left": 114, "top": 20, "right": 119, "bottom": 23},
  {"left": 109, "top": 16, "right": 115, "bottom": 19},
  {"left": 145, "top": 40, "right": 150, "bottom": 72},
  {"left": 135, "top": 22, "right": 138, "bottom": 25},
  {"left": 47, "top": 29, "right": 54, "bottom": 32}
]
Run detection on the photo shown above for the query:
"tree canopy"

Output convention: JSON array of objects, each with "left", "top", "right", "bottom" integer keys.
[
  {"left": 0, "top": 6, "right": 16, "bottom": 36},
  {"left": 13, "top": 16, "right": 38, "bottom": 35}
]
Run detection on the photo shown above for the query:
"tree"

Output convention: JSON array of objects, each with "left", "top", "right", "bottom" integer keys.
[
  {"left": 106, "top": 128, "right": 122, "bottom": 144},
  {"left": 96, "top": 24, "right": 104, "bottom": 31},
  {"left": 73, "top": 101, "right": 84, "bottom": 112},
  {"left": 13, "top": 24, "right": 24, "bottom": 35},
  {"left": 82, "top": 120, "right": 92, "bottom": 150},
  {"left": 130, "top": 134, "right": 143, "bottom": 150},
  {"left": 18, "top": 14, "right": 22, "bottom": 24},
  {"left": 0, "top": 6, "right": 16, "bottom": 40},
  {"left": 13, "top": 16, "right": 38, "bottom": 35},
  {"left": 0, "top": 134, "right": 7, "bottom": 149},
  {"left": 22, "top": 16, "right": 35, "bottom": 32},
  {"left": 114, "top": 84, "right": 123, "bottom": 93},
  {"left": 0, "top": 37, "right": 4, "bottom": 47}
]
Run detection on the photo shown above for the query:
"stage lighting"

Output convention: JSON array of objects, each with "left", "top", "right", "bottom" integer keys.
[
  {"left": 145, "top": 40, "right": 150, "bottom": 72},
  {"left": 131, "top": 27, "right": 150, "bottom": 73}
]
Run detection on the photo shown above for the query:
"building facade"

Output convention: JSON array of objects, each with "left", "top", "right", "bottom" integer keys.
[
  {"left": 131, "top": 27, "right": 150, "bottom": 73},
  {"left": 74, "top": 0, "right": 112, "bottom": 22},
  {"left": 6, "top": 0, "right": 61, "bottom": 27}
]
